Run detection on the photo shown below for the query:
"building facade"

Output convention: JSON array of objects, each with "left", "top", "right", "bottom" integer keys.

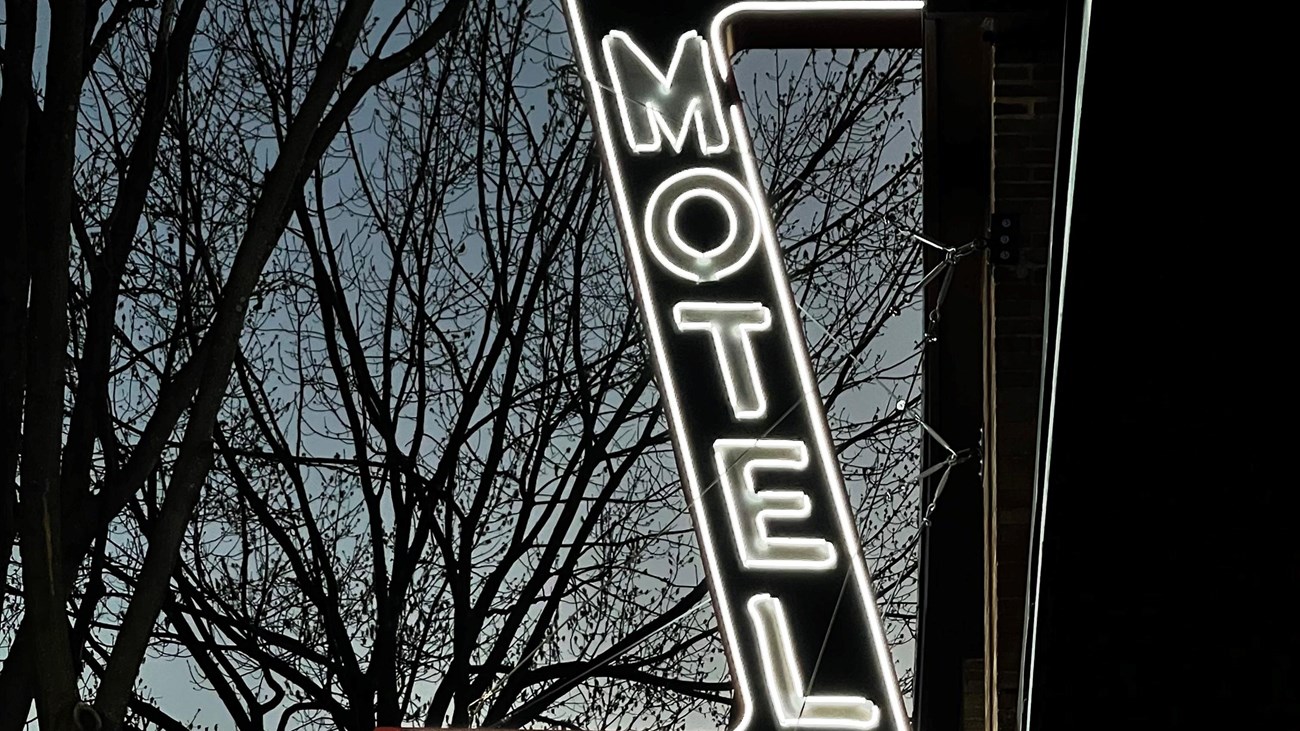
[
  {"left": 916, "top": 2, "right": 1063, "bottom": 729},
  {"left": 919, "top": 2, "right": 1296, "bottom": 729}
]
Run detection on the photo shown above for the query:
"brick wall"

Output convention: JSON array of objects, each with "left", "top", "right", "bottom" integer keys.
[
  {"left": 984, "top": 31, "right": 1060, "bottom": 731},
  {"left": 963, "top": 658, "right": 985, "bottom": 731}
]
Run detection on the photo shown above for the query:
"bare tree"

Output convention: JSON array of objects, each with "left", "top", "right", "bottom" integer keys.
[
  {"left": 0, "top": 0, "right": 921, "bottom": 729},
  {"left": 0, "top": 0, "right": 472, "bottom": 728}
]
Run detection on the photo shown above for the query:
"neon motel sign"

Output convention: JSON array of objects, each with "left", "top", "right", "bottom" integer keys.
[{"left": 561, "top": 2, "right": 923, "bottom": 730}]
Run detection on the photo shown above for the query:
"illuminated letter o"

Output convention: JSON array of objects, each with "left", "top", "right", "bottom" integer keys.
[{"left": 644, "top": 168, "right": 761, "bottom": 282}]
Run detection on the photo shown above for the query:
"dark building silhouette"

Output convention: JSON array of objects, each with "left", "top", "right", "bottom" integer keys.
[{"left": 917, "top": 2, "right": 1296, "bottom": 730}]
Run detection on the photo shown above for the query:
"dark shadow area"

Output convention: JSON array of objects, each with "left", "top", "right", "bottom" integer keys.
[{"left": 1024, "top": 2, "right": 1297, "bottom": 728}]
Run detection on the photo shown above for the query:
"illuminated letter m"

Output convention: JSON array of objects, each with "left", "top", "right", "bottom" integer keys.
[{"left": 601, "top": 31, "right": 730, "bottom": 156}]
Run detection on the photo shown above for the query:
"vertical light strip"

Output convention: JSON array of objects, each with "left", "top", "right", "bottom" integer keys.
[
  {"left": 710, "top": 1, "right": 926, "bottom": 80},
  {"left": 1021, "top": 1, "right": 1092, "bottom": 728}
]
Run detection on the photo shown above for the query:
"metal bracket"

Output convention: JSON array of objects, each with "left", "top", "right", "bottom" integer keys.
[{"left": 989, "top": 212, "right": 1020, "bottom": 265}]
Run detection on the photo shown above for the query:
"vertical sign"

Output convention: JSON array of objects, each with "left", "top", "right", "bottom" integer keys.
[{"left": 561, "top": 3, "right": 922, "bottom": 730}]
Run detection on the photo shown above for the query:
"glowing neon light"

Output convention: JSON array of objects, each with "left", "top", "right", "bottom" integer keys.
[
  {"left": 714, "top": 439, "right": 836, "bottom": 570},
  {"left": 673, "top": 302, "right": 772, "bottom": 420},
  {"left": 561, "top": 12, "right": 761, "bottom": 721},
  {"left": 729, "top": 102, "right": 911, "bottom": 731},
  {"left": 603, "top": 30, "right": 732, "bottom": 155},
  {"left": 710, "top": 1, "right": 927, "bottom": 81},
  {"left": 669, "top": 189, "right": 741, "bottom": 258},
  {"left": 560, "top": 17, "right": 764, "bottom": 722},
  {"left": 645, "top": 167, "right": 762, "bottom": 282},
  {"left": 749, "top": 594, "right": 882, "bottom": 729},
  {"left": 1022, "top": 3, "right": 1092, "bottom": 728},
  {"left": 561, "top": 3, "right": 922, "bottom": 730}
]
